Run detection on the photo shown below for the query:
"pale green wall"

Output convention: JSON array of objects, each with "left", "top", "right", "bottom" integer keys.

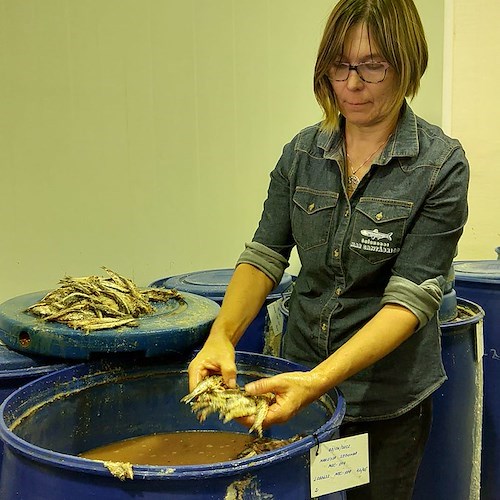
[
  {"left": 452, "top": 0, "right": 500, "bottom": 260},
  {"left": 412, "top": 0, "right": 444, "bottom": 126},
  {"left": 0, "top": 0, "right": 444, "bottom": 302}
]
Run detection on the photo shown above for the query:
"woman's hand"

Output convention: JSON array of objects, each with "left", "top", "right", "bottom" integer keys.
[
  {"left": 187, "top": 263, "right": 276, "bottom": 393},
  {"left": 243, "top": 371, "right": 324, "bottom": 428},
  {"left": 187, "top": 332, "right": 237, "bottom": 392}
]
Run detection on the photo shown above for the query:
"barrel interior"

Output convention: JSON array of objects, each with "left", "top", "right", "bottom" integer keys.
[{"left": 3, "top": 356, "right": 337, "bottom": 460}]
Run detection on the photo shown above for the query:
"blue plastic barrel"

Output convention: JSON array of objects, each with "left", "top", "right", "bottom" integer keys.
[
  {"left": 0, "top": 352, "right": 346, "bottom": 499},
  {"left": 413, "top": 298, "right": 484, "bottom": 500},
  {"left": 453, "top": 260, "right": 500, "bottom": 500},
  {"left": 278, "top": 295, "right": 484, "bottom": 499},
  {"left": 0, "top": 342, "right": 66, "bottom": 473},
  {"left": 150, "top": 269, "right": 293, "bottom": 354}
]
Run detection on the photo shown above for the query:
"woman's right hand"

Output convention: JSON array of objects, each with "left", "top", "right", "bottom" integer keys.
[
  {"left": 187, "top": 329, "right": 237, "bottom": 392},
  {"left": 187, "top": 263, "right": 275, "bottom": 392}
]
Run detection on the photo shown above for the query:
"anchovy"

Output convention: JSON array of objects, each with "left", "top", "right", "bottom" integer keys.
[
  {"left": 182, "top": 375, "right": 276, "bottom": 437},
  {"left": 236, "top": 435, "right": 303, "bottom": 459}
]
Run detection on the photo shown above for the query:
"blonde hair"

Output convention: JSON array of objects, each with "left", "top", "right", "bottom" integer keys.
[{"left": 314, "top": 0, "right": 428, "bottom": 132}]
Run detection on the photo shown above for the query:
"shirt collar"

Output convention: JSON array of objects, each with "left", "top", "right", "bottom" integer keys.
[{"left": 317, "top": 102, "right": 420, "bottom": 164}]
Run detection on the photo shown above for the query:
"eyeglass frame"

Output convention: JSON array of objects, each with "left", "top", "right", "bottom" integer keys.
[{"left": 330, "top": 61, "right": 391, "bottom": 84}]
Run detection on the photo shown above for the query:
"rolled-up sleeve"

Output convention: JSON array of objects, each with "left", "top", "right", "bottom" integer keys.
[
  {"left": 236, "top": 241, "right": 289, "bottom": 286},
  {"left": 380, "top": 275, "right": 445, "bottom": 329},
  {"left": 386, "top": 144, "right": 469, "bottom": 329}
]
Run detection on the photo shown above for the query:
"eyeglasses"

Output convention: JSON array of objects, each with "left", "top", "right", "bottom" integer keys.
[{"left": 330, "top": 61, "right": 390, "bottom": 84}]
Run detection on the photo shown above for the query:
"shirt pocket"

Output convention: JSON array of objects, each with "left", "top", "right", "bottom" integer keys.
[
  {"left": 292, "top": 187, "right": 339, "bottom": 250},
  {"left": 349, "top": 197, "right": 413, "bottom": 264}
]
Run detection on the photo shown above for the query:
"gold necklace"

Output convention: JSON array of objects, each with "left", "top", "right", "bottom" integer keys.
[{"left": 346, "top": 141, "right": 386, "bottom": 192}]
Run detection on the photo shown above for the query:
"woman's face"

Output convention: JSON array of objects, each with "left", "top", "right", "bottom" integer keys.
[{"left": 329, "top": 23, "right": 401, "bottom": 130}]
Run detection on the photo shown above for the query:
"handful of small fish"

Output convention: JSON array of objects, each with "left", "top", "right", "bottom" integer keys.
[
  {"left": 181, "top": 375, "right": 275, "bottom": 437},
  {"left": 26, "top": 267, "right": 184, "bottom": 333}
]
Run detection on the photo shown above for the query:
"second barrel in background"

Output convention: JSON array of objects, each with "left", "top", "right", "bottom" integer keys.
[{"left": 150, "top": 269, "right": 293, "bottom": 354}]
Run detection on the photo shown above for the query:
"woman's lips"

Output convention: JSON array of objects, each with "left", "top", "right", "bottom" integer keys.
[{"left": 343, "top": 101, "right": 371, "bottom": 112}]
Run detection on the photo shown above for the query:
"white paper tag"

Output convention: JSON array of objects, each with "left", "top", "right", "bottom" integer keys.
[
  {"left": 310, "top": 434, "right": 369, "bottom": 497},
  {"left": 266, "top": 299, "right": 284, "bottom": 337}
]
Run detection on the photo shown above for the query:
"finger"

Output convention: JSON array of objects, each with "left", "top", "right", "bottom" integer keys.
[
  {"left": 187, "top": 355, "right": 214, "bottom": 391},
  {"left": 188, "top": 366, "right": 208, "bottom": 392},
  {"left": 264, "top": 402, "right": 291, "bottom": 425},
  {"left": 221, "top": 361, "right": 237, "bottom": 389},
  {"left": 245, "top": 376, "right": 275, "bottom": 395}
]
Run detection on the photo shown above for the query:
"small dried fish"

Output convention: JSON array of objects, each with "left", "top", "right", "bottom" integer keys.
[
  {"left": 181, "top": 375, "right": 276, "bottom": 437},
  {"left": 236, "top": 435, "right": 303, "bottom": 460},
  {"left": 26, "top": 267, "right": 184, "bottom": 333},
  {"left": 181, "top": 375, "right": 226, "bottom": 403}
]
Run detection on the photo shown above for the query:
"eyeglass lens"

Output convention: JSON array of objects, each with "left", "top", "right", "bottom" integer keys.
[{"left": 333, "top": 63, "right": 388, "bottom": 83}]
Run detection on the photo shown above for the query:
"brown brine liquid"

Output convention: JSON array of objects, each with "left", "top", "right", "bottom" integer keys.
[{"left": 80, "top": 431, "right": 254, "bottom": 466}]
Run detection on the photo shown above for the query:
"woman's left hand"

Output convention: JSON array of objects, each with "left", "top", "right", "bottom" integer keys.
[{"left": 243, "top": 371, "right": 323, "bottom": 428}]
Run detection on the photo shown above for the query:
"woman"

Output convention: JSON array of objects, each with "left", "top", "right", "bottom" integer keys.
[{"left": 188, "top": 0, "right": 469, "bottom": 498}]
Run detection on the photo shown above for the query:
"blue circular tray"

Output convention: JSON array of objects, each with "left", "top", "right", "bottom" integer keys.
[{"left": 0, "top": 291, "right": 219, "bottom": 360}]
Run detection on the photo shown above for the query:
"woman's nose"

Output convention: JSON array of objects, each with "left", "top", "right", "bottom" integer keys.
[{"left": 346, "top": 68, "right": 364, "bottom": 89}]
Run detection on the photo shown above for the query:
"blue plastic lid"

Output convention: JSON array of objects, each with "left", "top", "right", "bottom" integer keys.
[
  {"left": 151, "top": 269, "right": 293, "bottom": 302},
  {"left": 453, "top": 260, "right": 500, "bottom": 283},
  {"left": 0, "top": 291, "right": 220, "bottom": 360}
]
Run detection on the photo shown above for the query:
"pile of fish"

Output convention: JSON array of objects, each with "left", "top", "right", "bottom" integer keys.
[
  {"left": 181, "top": 375, "right": 276, "bottom": 437},
  {"left": 26, "top": 267, "right": 184, "bottom": 332}
]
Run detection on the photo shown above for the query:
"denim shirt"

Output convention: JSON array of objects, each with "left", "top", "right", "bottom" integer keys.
[{"left": 238, "top": 103, "right": 469, "bottom": 421}]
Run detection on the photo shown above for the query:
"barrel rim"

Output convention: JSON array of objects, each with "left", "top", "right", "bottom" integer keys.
[
  {"left": 439, "top": 297, "right": 485, "bottom": 332},
  {"left": 149, "top": 269, "right": 294, "bottom": 302},
  {"left": 0, "top": 363, "right": 68, "bottom": 380},
  {"left": 0, "top": 352, "right": 346, "bottom": 480}
]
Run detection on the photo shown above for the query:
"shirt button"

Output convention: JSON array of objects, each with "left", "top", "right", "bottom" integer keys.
[
  {"left": 308, "top": 203, "right": 315, "bottom": 212},
  {"left": 321, "top": 323, "right": 327, "bottom": 332},
  {"left": 335, "top": 287, "right": 342, "bottom": 296},
  {"left": 376, "top": 212, "right": 383, "bottom": 221},
  {"left": 344, "top": 209, "right": 349, "bottom": 217},
  {"left": 333, "top": 249, "right": 340, "bottom": 258}
]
